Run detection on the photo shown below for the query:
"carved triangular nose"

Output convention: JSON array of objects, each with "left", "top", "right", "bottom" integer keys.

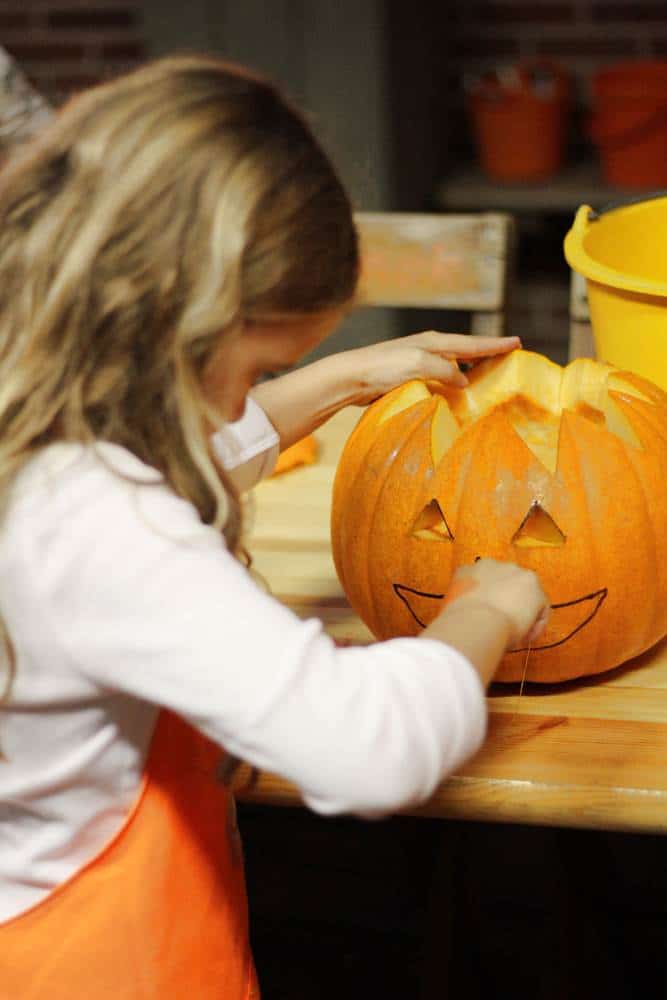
[
  {"left": 512, "top": 501, "right": 566, "bottom": 549},
  {"left": 410, "top": 499, "right": 454, "bottom": 542}
]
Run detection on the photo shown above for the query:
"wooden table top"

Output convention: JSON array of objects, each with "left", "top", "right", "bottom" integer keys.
[{"left": 240, "top": 406, "right": 667, "bottom": 834}]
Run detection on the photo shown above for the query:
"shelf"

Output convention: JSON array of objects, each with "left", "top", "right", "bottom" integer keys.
[{"left": 436, "top": 161, "right": 638, "bottom": 215}]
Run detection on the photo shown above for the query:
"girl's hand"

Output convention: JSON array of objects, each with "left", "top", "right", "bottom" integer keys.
[
  {"left": 348, "top": 331, "right": 521, "bottom": 405},
  {"left": 422, "top": 558, "right": 549, "bottom": 687},
  {"left": 443, "top": 559, "right": 550, "bottom": 649},
  {"left": 249, "top": 331, "right": 520, "bottom": 452}
]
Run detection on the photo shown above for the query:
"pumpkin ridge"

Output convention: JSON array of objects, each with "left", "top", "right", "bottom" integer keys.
[
  {"left": 617, "top": 431, "right": 665, "bottom": 652},
  {"left": 612, "top": 370, "right": 667, "bottom": 407},
  {"left": 476, "top": 405, "right": 560, "bottom": 495},
  {"left": 559, "top": 412, "right": 615, "bottom": 674},
  {"left": 331, "top": 391, "right": 433, "bottom": 594},
  {"left": 608, "top": 392, "right": 667, "bottom": 452},
  {"left": 364, "top": 402, "right": 438, "bottom": 637},
  {"left": 334, "top": 399, "right": 435, "bottom": 636},
  {"left": 331, "top": 393, "right": 401, "bottom": 590},
  {"left": 436, "top": 418, "right": 488, "bottom": 560}
]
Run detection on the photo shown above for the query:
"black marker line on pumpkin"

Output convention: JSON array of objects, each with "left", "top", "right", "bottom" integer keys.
[
  {"left": 508, "top": 588, "right": 607, "bottom": 653},
  {"left": 393, "top": 582, "right": 608, "bottom": 652},
  {"left": 393, "top": 582, "right": 444, "bottom": 629}
]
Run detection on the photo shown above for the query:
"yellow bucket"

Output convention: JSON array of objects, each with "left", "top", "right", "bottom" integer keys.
[{"left": 564, "top": 195, "right": 667, "bottom": 389}]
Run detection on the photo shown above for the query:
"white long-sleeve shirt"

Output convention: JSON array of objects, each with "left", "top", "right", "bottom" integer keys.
[{"left": 0, "top": 399, "right": 486, "bottom": 921}]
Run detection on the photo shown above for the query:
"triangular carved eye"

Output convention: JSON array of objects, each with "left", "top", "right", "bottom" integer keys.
[
  {"left": 411, "top": 499, "right": 454, "bottom": 542},
  {"left": 512, "top": 502, "right": 566, "bottom": 548}
]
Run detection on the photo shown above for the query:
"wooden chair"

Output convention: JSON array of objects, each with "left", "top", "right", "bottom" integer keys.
[
  {"left": 354, "top": 210, "right": 516, "bottom": 337},
  {"left": 569, "top": 269, "right": 595, "bottom": 360}
]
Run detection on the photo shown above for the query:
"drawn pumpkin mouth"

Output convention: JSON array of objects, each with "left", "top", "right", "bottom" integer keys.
[{"left": 393, "top": 583, "right": 608, "bottom": 652}]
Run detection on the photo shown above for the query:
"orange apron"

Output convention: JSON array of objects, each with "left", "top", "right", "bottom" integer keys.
[{"left": 0, "top": 711, "right": 259, "bottom": 999}]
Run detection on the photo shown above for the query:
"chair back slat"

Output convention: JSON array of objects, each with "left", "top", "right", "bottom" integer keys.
[{"left": 355, "top": 211, "right": 513, "bottom": 316}]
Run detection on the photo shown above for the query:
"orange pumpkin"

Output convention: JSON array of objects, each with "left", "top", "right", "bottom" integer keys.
[{"left": 331, "top": 350, "right": 667, "bottom": 682}]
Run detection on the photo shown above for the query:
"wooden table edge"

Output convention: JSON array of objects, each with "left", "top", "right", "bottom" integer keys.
[{"left": 235, "top": 770, "right": 667, "bottom": 834}]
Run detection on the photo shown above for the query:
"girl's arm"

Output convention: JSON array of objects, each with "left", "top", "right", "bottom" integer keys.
[
  {"left": 250, "top": 332, "right": 521, "bottom": 450},
  {"left": 21, "top": 450, "right": 547, "bottom": 819}
]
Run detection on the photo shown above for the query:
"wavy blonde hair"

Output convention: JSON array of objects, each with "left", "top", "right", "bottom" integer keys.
[
  {"left": 0, "top": 54, "right": 359, "bottom": 713},
  {"left": 0, "top": 54, "right": 358, "bottom": 535}
]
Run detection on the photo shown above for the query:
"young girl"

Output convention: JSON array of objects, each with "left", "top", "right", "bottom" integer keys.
[{"left": 0, "top": 56, "right": 548, "bottom": 998}]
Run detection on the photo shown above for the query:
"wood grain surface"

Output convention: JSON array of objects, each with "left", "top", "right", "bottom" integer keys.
[{"left": 240, "top": 407, "right": 667, "bottom": 833}]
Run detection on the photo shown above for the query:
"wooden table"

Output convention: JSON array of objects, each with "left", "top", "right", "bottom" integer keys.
[{"left": 240, "top": 407, "right": 667, "bottom": 835}]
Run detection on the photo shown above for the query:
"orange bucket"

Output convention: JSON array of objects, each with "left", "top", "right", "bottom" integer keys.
[
  {"left": 468, "top": 61, "right": 569, "bottom": 182},
  {"left": 590, "top": 61, "right": 667, "bottom": 189}
]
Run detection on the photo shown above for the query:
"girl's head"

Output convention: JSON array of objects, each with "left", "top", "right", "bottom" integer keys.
[{"left": 0, "top": 54, "right": 359, "bottom": 546}]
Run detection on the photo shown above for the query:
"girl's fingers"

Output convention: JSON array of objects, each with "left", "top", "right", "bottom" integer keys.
[
  {"left": 411, "top": 332, "right": 521, "bottom": 359},
  {"left": 425, "top": 356, "right": 468, "bottom": 386},
  {"left": 441, "top": 335, "right": 521, "bottom": 359},
  {"left": 525, "top": 605, "right": 551, "bottom": 644}
]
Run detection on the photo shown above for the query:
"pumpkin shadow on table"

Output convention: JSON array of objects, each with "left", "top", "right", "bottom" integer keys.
[{"left": 488, "top": 634, "right": 667, "bottom": 700}]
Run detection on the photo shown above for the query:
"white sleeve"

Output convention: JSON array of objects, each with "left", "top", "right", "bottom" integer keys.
[
  {"left": 210, "top": 396, "right": 280, "bottom": 493},
  {"left": 22, "top": 456, "right": 487, "bottom": 818}
]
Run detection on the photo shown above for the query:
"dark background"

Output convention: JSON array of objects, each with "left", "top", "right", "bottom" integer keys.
[
  {"left": 8, "top": 0, "right": 667, "bottom": 361},
  {"left": 5, "top": 3, "right": 667, "bottom": 996}
]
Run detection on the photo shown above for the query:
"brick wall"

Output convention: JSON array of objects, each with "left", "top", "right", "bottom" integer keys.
[
  {"left": 446, "top": 0, "right": 667, "bottom": 160},
  {"left": 4, "top": 1, "right": 660, "bottom": 129},
  {"left": 451, "top": 0, "right": 667, "bottom": 86},
  {"left": 0, "top": 0, "right": 147, "bottom": 104}
]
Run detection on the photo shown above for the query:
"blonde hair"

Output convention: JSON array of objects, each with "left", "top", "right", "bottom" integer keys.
[{"left": 0, "top": 54, "right": 359, "bottom": 549}]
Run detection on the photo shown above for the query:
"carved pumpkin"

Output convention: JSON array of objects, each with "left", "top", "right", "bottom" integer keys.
[{"left": 331, "top": 350, "right": 667, "bottom": 682}]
